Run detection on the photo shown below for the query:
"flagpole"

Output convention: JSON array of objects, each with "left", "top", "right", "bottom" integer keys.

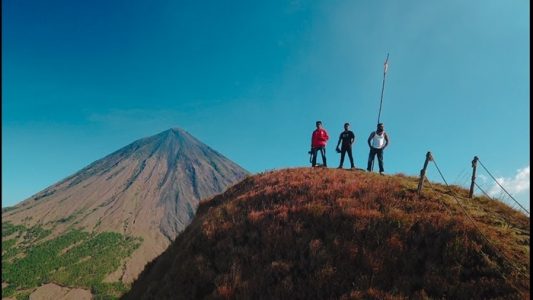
[
  {"left": 372, "top": 53, "right": 389, "bottom": 172},
  {"left": 377, "top": 53, "right": 389, "bottom": 124}
]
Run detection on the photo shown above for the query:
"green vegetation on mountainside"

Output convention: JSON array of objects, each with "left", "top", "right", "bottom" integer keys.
[{"left": 2, "top": 221, "right": 142, "bottom": 299}]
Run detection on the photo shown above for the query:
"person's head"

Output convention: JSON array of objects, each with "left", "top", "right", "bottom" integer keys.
[
  {"left": 344, "top": 123, "right": 350, "bottom": 130},
  {"left": 377, "top": 123, "right": 384, "bottom": 131},
  {"left": 316, "top": 121, "right": 322, "bottom": 129}
]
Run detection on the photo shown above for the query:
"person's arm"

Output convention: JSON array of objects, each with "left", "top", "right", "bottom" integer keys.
[
  {"left": 324, "top": 130, "right": 329, "bottom": 142},
  {"left": 351, "top": 132, "right": 355, "bottom": 145},
  {"left": 336, "top": 133, "right": 342, "bottom": 148},
  {"left": 383, "top": 132, "right": 390, "bottom": 149},
  {"left": 367, "top": 132, "right": 374, "bottom": 148},
  {"left": 311, "top": 131, "right": 315, "bottom": 149}
]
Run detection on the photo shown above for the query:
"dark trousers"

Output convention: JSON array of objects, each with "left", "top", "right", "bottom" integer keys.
[
  {"left": 311, "top": 147, "right": 327, "bottom": 167},
  {"left": 339, "top": 145, "right": 355, "bottom": 168},
  {"left": 367, "top": 147, "right": 384, "bottom": 172}
]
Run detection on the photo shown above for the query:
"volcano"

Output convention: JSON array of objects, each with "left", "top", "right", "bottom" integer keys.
[{"left": 2, "top": 128, "right": 248, "bottom": 299}]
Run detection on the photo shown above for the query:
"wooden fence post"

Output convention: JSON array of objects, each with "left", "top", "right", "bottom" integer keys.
[
  {"left": 417, "top": 151, "right": 432, "bottom": 194},
  {"left": 469, "top": 156, "right": 479, "bottom": 198}
]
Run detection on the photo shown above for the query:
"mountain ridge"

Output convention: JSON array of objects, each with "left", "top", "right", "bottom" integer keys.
[{"left": 2, "top": 128, "right": 248, "bottom": 298}]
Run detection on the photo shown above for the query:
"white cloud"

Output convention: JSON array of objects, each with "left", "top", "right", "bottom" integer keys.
[
  {"left": 477, "top": 173, "right": 488, "bottom": 184},
  {"left": 488, "top": 166, "right": 530, "bottom": 198}
]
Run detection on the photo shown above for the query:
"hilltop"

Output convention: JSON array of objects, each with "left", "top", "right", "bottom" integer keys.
[{"left": 124, "top": 168, "right": 529, "bottom": 299}]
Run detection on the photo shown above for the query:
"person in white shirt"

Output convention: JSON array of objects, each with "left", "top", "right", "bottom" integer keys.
[{"left": 366, "top": 123, "right": 390, "bottom": 174}]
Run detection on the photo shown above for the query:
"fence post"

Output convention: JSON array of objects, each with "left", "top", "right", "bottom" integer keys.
[
  {"left": 417, "top": 152, "right": 432, "bottom": 194},
  {"left": 469, "top": 156, "right": 479, "bottom": 198}
]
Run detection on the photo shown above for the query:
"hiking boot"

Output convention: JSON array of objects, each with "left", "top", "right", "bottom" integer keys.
[
  {"left": 379, "top": 171, "right": 384, "bottom": 175},
  {"left": 337, "top": 166, "right": 342, "bottom": 169}
]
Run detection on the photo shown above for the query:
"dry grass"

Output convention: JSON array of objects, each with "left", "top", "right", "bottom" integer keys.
[{"left": 124, "top": 168, "right": 530, "bottom": 299}]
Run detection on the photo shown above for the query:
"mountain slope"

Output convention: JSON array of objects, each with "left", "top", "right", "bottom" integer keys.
[
  {"left": 124, "top": 168, "right": 529, "bottom": 299},
  {"left": 2, "top": 128, "right": 248, "bottom": 298}
]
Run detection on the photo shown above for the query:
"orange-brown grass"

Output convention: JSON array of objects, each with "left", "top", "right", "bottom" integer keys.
[{"left": 124, "top": 168, "right": 529, "bottom": 300}]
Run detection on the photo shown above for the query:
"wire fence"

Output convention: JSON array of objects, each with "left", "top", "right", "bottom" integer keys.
[{"left": 417, "top": 152, "right": 529, "bottom": 297}]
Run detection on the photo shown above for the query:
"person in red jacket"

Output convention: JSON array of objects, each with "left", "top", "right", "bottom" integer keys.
[{"left": 310, "top": 121, "right": 329, "bottom": 167}]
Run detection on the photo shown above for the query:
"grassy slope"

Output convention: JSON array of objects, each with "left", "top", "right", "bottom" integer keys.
[
  {"left": 1, "top": 222, "right": 142, "bottom": 299},
  {"left": 124, "top": 168, "right": 529, "bottom": 300}
]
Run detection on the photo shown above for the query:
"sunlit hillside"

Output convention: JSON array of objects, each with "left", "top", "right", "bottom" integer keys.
[{"left": 124, "top": 168, "right": 529, "bottom": 299}]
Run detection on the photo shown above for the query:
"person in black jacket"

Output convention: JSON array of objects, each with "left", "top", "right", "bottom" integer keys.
[{"left": 336, "top": 123, "right": 355, "bottom": 169}]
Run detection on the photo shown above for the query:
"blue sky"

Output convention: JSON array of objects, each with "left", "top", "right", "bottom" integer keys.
[{"left": 3, "top": 0, "right": 530, "bottom": 211}]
